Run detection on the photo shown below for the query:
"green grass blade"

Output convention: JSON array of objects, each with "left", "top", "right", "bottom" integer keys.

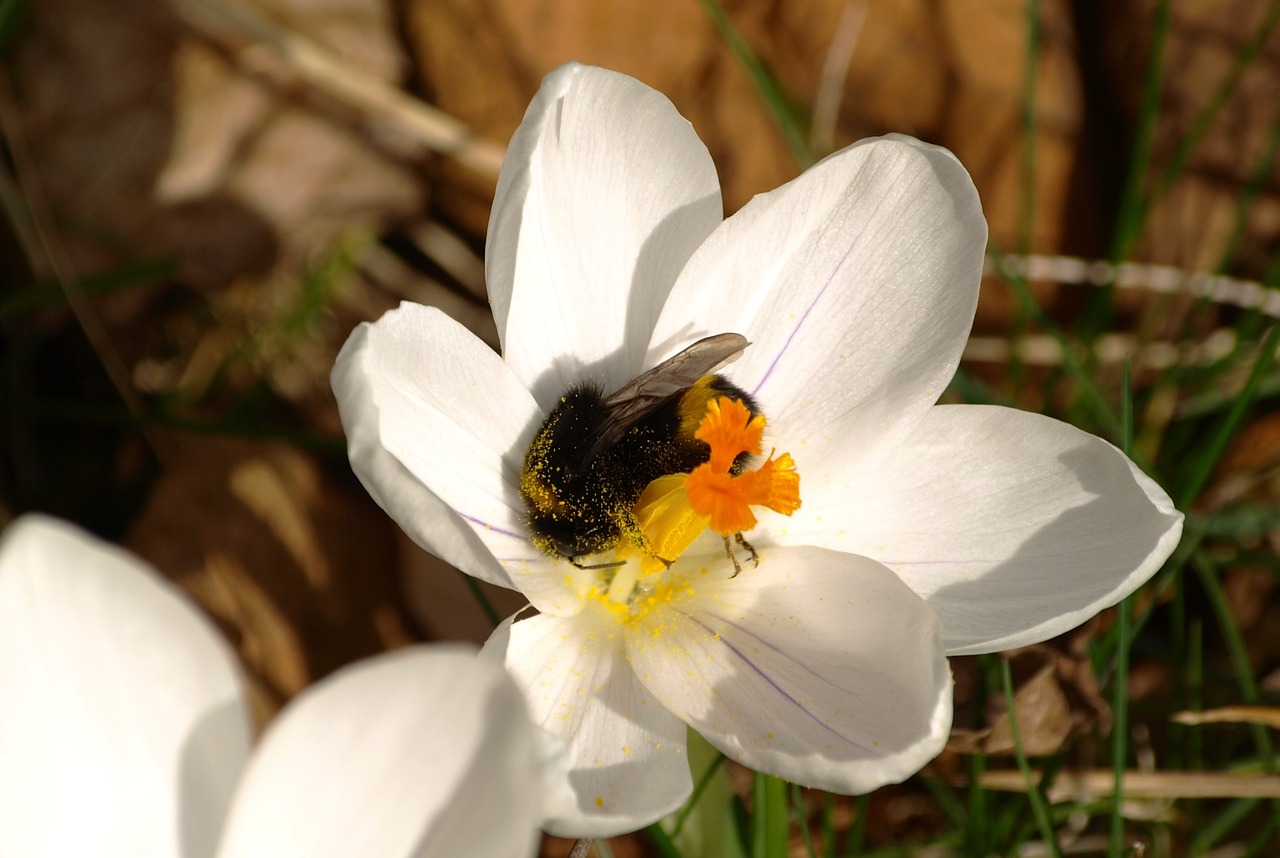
[
  {"left": 0, "top": 0, "right": 31, "bottom": 53},
  {"left": 1000, "top": 659, "right": 1063, "bottom": 858},
  {"left": 790, "top": 784, "right": 817, "bottom": 858},
  {"left": 1216, "top": 97, "right": 1280, "bottom": 274},
  {"left": 1018, "top": 0, "right": 1039, "bottom": 259},
  {"left": 668, "top": 751, "right": 726, "bottom": 839},
  {"left": 0, "top": 257, "right": 177, "bottom": 317},
  {"left": 1193, "top": 553, "right": 1273, "bottom": 757},
  {"left": 988, "top": 243, "right": 1122, "bottom": 437},
  {"left": 1193, "top": 551, "right": 1280, "bottom": 848},
  {"left": 1109, "top": 0, "right": 1173, "bottom": 263},
  {"left": 1146, "top": 0, "right": 1280, "bottom": 216},
  {"left": 751, "top": 772, "right": 789, "bottom": 858},
  {"left": 457, "top": 571, "right": 500, "bottom": 628},
  {"left": 920, "top": 775, "right": 967, "bottom": 829},
  {"left": 847, "top": 792, "right": 870, "bottom": 857},
  {"left": 646, "top": 822, "right": 686, "bottom": 858},
  {"left": 1244, "top": 816, "right": 1280, "bottom": 858},
  {"left": 1176, "top": 324, "right": 1280, "bottom": 510},
  {"left": 695, "top": 0, "right": 813, "bottom": 168},
  {"left": 1111, "top": 363, "right": 1135, "bottom": 854},
  {"left": 1008, "top": 0, "right": 1041, "bottom": 394},
  {"left": 820, "top": 792, "right": 837, "bottom": 858},
  {"left": 1190, "top": 797, "right": 1261, "bottom": 855}
]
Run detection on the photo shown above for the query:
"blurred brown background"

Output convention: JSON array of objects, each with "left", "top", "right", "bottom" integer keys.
[{"left": 2, "top": 0, "right": 1279, "bottom": 724}]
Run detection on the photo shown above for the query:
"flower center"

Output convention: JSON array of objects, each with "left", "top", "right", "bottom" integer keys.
[{"left": 587, "top": 395, "right": 801, "bottom": 616}]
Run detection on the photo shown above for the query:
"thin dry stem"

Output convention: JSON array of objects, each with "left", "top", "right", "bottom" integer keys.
[
  {"left": 810, "top": 0, "right": 868, "bottom": 154},
  {"left": 979, "top": 769, "right": 1280, "bottom": 801},
  {"left": 171, "top": 0, "right": 506, "bottom": 180}
]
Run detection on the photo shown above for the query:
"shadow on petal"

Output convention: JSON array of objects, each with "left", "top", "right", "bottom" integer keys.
[
  {"left": 928, "top": 442, "right": 1182, "bottom": 655},
  {"left": 178, "top": 698, "right": 252, "bottom": 858}
]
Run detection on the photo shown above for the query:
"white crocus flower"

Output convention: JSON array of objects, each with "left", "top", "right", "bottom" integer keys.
[
  {"left": 332, "top": 63, "right": 1183, "bottom": 837},
  {"left": 0, "top": 515, "right": 545, "bottom": 858}
]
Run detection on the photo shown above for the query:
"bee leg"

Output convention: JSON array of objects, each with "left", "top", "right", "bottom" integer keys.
[
  {"left": 570, "top": 557, "right": 626, "bottom": 570},
  {"left": 723, "top": 536, "right": 743, "bottom": 578},
  {"left": 734, "top": 533, "right": 760, "bottom": 568}
]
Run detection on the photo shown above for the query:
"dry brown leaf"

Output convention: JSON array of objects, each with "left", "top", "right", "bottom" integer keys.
[
  {"left": 9, "top": 0, "right": 426, "bottom": 418},
  {"left": 127, "top": 434, "right": 411, "bottom": 717},
  {"left": 13, "top": 0, "right": 422, "bottom": 287},
  {"left": 948, "top": 645, "right": 1111, "bottom": 757}
]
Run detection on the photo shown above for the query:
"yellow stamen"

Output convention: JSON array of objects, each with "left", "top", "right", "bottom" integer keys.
[{"left": 629, "top": 474, "right": 707, "bottom": 571}]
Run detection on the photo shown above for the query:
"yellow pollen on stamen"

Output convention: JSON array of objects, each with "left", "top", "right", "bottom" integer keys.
[{"left": 582, "top": 562, "right": 698, "bottom": 634}]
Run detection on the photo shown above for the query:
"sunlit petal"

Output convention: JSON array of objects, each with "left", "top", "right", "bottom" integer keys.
[
  {"left": 628, "top": 546, "right": 951, "bottom": 793},
  {"left": 0, "top": 516, "right": 250, "bottom": 858},
  {"left": 786, "top": 405, "right": 1184, "bottom": 653},
  {"left": 492, "top": 609, "right": 691, "bottom": 837},
  {"left": 650, "top": 135, "right": 987, "bottom": 473},
  {"left": 217, "top": 647, "right": 540, "bottom": 858},
  {"left": 488, "top": 63, "right": 724, "bottom": 408},
  {"left": 339, "top": 302, "right": 578, "bottom": 613}
]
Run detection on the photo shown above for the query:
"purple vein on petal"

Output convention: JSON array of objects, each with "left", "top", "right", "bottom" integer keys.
[
  {"left": 459, "top": 511, "right": 526, "bottom": 540},
  {"left": 750, "top": 220, "right": 870, "bottom": 398},
  {"left": 675, "top": 609, "right": 875, "bottom": 753}
]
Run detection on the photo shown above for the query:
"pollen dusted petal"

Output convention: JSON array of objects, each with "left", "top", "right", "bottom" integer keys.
[
  {"left": 648, "top": 136, "right": 987, "bottom": 478},
  {"left": 496, "top": 608, "right": 692, "bottom": 837}
]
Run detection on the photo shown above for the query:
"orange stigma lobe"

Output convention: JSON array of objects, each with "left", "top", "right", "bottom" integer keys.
[
  {"left": 630, "top": 395, "right": 801, "bottom": 570},
  {"left": 686, "top": 398, "right": 800, "bottom": 534}
]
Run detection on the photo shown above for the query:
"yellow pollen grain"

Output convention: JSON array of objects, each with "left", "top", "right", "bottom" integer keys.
[{"left": 595, "top": 797, "right": 604, "bottom": 808}]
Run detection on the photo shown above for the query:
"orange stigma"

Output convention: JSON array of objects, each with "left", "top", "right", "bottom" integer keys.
[{"left": 628, "top": 396, "right": 800, "bottom": 572}]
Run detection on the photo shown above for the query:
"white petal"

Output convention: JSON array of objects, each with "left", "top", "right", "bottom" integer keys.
[
  {"left": 789, "top": 405, "right": 1184, "bottom": 655},
  {"left": 493, "top": 609, "right": 692, "bottom": 837},
  {"left": 487, "top": 63, "right": 724, "bottom": 408},
  {"left": 628, "top": 547, "right": 951, "bottom": 794},
  {"left": 337, "top": 303, "right": 579, "bottom": 613},
  {"left": 0, "top": 516, "right": 250, "bottom": 858},
  {"left": 217, "top": 646, "right": 541, "bottom": 858},
  {"left": 649, "top": 134, "right": 987, "bottom": 473}
]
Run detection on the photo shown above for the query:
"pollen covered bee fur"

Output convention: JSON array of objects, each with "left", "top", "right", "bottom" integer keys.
[{"left": 519, "top": 333, "right": 757, "bottom": 566}]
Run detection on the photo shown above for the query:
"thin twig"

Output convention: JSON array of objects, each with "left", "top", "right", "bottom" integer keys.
[
  {"left": 992, "top": 253, "right": 1280, "bottom": 317},
  {"left": 978, "top": 769, "right": 1280, "bottom": 801},
  {"left": 810, "top": 0, "right": 868, "bottom": 155},
  {"left": 170, "top": 0, "right": 505, "bottom": 180},
  {"left": 0, "top": 69, "right": 167, "bottom": 461},
  {"left": 568, "top": 838, "right": 594, "bottom": 858}
]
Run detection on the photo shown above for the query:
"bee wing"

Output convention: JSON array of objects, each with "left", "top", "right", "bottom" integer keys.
[{"left": 588, "top": 333, "right": 749, "bottom": 459}]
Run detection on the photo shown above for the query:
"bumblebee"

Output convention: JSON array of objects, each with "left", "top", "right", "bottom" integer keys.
[{"left": 520, "top": 333, "right": 757, "bottom": 565}]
